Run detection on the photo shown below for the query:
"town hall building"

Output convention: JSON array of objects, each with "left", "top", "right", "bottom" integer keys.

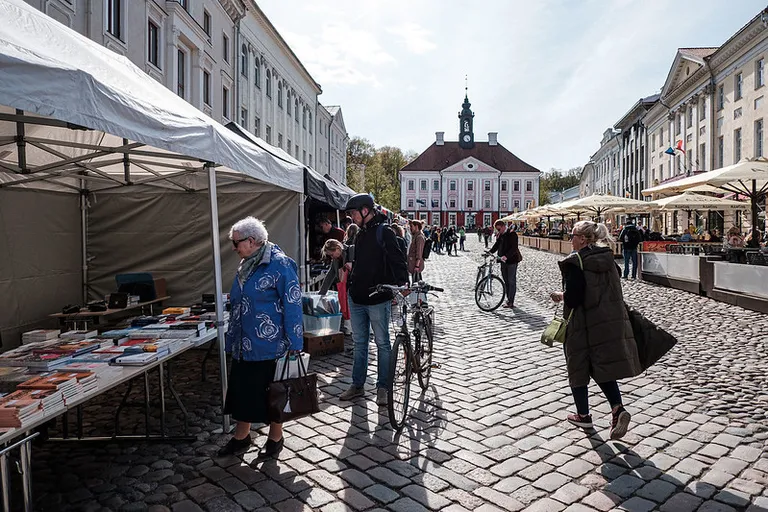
[{"left": 399, "top": 95, "right": 541, "bottom": 228}]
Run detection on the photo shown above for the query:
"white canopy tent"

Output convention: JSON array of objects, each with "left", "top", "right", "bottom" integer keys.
[{"left": 0, "top": 0, "right": 309, "bottom": 429}]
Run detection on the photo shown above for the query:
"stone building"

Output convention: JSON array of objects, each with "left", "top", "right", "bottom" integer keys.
[
  {"left": 23, "top": 0, "right": 348, "bottom": 182},
  {"left": 399, "top": 94, "right": 540, "bottom": 228},
  {"left": 643, "top": 9, "right": 768, "bottom": 233}
]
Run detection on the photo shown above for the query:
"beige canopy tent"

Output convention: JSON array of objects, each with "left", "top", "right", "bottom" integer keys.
[
  {"left": 0, "top": 0, "right": 310, "bottom": 429},
  {"left": 642, "top": 158, "right": 768, "bottom": 245}
]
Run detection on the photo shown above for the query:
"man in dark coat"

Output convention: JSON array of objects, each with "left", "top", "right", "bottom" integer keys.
[{"left": 488, "top": 220, "right": 521, "bottom": 308}]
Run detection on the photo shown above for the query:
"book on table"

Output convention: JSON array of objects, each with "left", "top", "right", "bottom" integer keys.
[
  {"left": 111, "top": 352, "right": 159, "bottom": 366},
  {"left": 21, "top": 329, "right": 61, "bottom": 344},
  {"left": 0, "top": 351, "right": 73, "bottom": 371},
  {"left": 59, "top": 330, "right": 98, "bottom": 340}
]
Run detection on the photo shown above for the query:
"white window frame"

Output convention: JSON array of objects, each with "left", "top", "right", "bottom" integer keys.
[
  {"left": 449, "top": 199, "right": 456, "bottom": 208},
  {"left": 240, "top": 44, "right": 248, "bottom": 78},
  {"left": 525, "top": 181, "right": 532, "bottom": 192},
  {"left": 240, "top": 108, "right": 248, "bottom": 129},
  {"left": 735, "top": 73, "right": 743, "bottom": 100},
  {"left": 222, "top": 33, "right": 230, "bottom": 63},
  {"left": 467, "top": 199, "right": 474, "bottom": 209},
  {"left": 734, "top": 128, "right": 742, "bottom": 163},
  {"left": 484, "top": 199, "right": 491, "bottom": 209},
  {"left": 433, "top": 180, "right": 439, "bottom": 191},
  {"left": 513, "top": 180, "right": 520, "bottom": 192},
  {"left": 449, "top": 213, "right": 456, "bottom": 226},
  {"left": 147, "top": 19, "right": 160, "bottom": 69},
  {"left": 483, "top": 213, "right": 492, "bottom": 226},
  {"left": 407, "top": 180, "right": 414, "bottom": 191},
  {"left": 105, "top": 0, "right": 122, "bottom": 40},
  {"left": 756, "top": 119, "right": 764, "bottom": 158},
  {"left": 408, "top": 199, "right": 414, "bottom": 208},
  {"left": 501, "top": 180, "right": 507, "bottom": 192},
  {"left": 419, "top": 212, "right": 428, "bottom": 221},
  {"left": 467, "top": 180, "right": 474, "bottom": 191},
  {"left": 202, "top": 69, "right": 210, "bottom": 106},
  {"left": 420, "top": 180, "right": 427, "bottom": 191},
  {"left": 176, "top": 47, "right": 187, "bottom": 99},
  {"left": 449, "top": 180, "right": 456, "bottom": 191},
  {"left": 203, "top": 10, "right": 211, "bottom": 38},
  {"left": 757, "top": 59, "right": 765, "bottom": 89},
  {"left": 222, "top": 86, "right": 229, "bottom": 119}
]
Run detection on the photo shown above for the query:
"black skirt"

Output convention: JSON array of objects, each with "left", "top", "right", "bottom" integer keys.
[{"left": 223, "top": 358, "right": 277, "bottom": 424}]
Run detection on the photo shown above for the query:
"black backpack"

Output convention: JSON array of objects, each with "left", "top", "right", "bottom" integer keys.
[
  {"left": 624, "top": 228, "right": 642, "bottom": 248},
  {"left": 422, "top": 239, "right": 432, "bottom": 259}
]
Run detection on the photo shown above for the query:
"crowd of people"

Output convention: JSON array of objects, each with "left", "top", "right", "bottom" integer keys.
[{"left": 215, "top": 194, "right": 684, "bottom": 462}]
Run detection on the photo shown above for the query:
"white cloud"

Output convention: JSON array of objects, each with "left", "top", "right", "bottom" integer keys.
[{"left": 386, "top": 23, "right": 438, "bottom": 54}]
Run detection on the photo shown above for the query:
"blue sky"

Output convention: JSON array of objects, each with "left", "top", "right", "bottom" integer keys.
[{"left": 259, "top": 0, "right": 766, "bottom": 173}]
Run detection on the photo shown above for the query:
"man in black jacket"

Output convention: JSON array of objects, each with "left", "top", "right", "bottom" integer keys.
[
  {"left": 489, "top": 220, "right": 520, "bottom": 308},
  {"left": 340, "top": 194, "right": 408, "bottom": 406}
]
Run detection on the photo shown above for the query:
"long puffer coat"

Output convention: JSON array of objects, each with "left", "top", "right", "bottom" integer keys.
[{"left": 558, "top": 246, "right": 643, "bottom": 387}]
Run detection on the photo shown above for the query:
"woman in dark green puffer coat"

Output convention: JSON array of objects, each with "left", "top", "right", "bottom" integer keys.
[{"left": 550, "top": 221, "right": 642, "bottom": 440}]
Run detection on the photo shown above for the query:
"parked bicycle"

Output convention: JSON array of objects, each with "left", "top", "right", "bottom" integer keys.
[
  {"left": 370, "top": 281, "right": 443, "bottom": 430},
  {"left": 475, "top": 252, "right": 505, "bottom": 311}
]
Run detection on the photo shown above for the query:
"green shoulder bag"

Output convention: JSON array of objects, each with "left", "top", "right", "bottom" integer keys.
[{"left": 541, "top": 253, "right": 583, "bottom": 347}]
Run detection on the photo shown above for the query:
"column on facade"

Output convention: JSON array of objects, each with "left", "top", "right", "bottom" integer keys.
[{"left": 693, "top": 97, "right": 700, "bottom": 174}]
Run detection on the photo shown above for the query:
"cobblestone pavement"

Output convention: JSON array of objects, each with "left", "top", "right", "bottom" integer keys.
[{"left": 17, "top": 237, "right": 768, "bottom": 511}]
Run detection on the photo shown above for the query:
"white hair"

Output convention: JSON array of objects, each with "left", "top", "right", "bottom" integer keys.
[{"left": 229, "top": 216, "right": 268, "bottom": 243}]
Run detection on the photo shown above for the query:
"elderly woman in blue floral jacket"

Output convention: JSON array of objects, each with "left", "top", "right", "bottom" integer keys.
[{"left": 218, "top": 216, "right": 303, "bottom": 459}]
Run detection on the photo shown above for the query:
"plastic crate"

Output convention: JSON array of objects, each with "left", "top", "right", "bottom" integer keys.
[{"left": 302, "top": 313, "right": 342, "bottom": 335}]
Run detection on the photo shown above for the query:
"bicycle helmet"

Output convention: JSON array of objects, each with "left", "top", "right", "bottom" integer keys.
[{"left": 345, "top": 193, "right": 375, "bottom": 212}]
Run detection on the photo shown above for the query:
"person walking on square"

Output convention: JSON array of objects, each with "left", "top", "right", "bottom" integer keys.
[
  {"left": 458, "top": 226, "right": 466, "bottom": 251},
  {"left": 488, "top": 220, "right": 521, "bottom": 308},
  {"left": 341, "top": 194, "right": 408, "bottom": 406},
  {"left": 550, "top": 220, "right": 642, "bottom": 440},
  {"left": 618, "top": 220, "right": 642, "bottom": 279},
  {"left": 408, "top": 220, "right": 426, "bottom": 283},
  {"left": 483, "top": 225, "right": 492, "bottom": 248},
  {"left": 218, "top": 217, "right": 303, "bottom": 459}
]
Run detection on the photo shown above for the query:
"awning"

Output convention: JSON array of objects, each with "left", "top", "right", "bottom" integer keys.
[{"left": 0, "top": 0, "right": 305, "bottom": 193}]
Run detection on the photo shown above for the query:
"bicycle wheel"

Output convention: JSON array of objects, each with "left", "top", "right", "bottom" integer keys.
[
  {"left": 475, "top": 266, "right": 484, "bottom": 290},
  {"left": 387, "top": 334, "right": 412, "bottom": 431},
  {"left": 415, "top": 311, "right": 434, "bottom": 390},
  {"left": 475, "top": 275, "right": 505, "bottom": 311}
]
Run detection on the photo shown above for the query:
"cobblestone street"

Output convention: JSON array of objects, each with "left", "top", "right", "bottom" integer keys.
[{"left": 23, "top": 237, "right": 768, "bottom": 512}]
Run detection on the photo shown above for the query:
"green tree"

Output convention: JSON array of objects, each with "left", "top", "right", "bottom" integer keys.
[
  {"left": 346, "top": 138, "right": 416, "bottom": 212},
  {"left": 539, "top": 166, "right": 582, "bottom": 205}
]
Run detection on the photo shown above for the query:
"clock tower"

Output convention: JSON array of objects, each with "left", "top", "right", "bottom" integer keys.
[{"left": 458, "top": 93, "right": 475, "bottom": 149}]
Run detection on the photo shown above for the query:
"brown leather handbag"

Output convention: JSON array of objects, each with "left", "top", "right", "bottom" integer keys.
[{"left": 267, "top": 352, "right": 320, "bottom": 423}]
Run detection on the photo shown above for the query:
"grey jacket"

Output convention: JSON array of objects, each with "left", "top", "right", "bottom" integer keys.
[{"left": 558, "top": 246, "right": 642, "bottom": 387}]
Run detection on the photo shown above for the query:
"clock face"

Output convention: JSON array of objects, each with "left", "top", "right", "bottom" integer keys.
[{"left": 463, "top": 135, "right": 471, "bottom": 143}]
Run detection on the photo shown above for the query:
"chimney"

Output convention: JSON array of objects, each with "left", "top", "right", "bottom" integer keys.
[
  {"left": 488, "top": 132, "right": 498, "bottom": 146},
  {"left": 436, "top": 132, "right": 445, "bottom": 145}
]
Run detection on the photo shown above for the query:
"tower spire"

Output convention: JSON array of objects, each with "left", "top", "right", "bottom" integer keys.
[{"left": 458, "top": 80, "right": 475, "bottom": 149}]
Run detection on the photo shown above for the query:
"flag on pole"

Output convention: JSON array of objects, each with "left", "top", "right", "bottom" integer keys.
[{"left": 676, "top": 140, "right": 684, "bottom": 152}]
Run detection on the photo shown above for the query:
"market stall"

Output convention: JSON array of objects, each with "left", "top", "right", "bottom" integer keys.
[{"left": 0, "top": 2, "right": 308, "bottom": 506}]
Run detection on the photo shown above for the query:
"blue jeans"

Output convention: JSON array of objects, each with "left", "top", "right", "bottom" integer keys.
[
  {"left": 348, "top": 297, "right": 391, "bottom": 389},
  {"left": 623, "top": 249, "right": 638, "bottom": 278}
]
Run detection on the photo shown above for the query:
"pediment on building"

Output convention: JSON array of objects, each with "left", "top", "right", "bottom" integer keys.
[
  {"left": 660, "top": 48, "right": 717, "bottom": 99},
  {"left": 441, "top": 157, "right": 498, "bottom": 174}
]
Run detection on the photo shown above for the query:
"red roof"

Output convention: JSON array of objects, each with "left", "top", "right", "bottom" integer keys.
[{"left": 401, "top": 142, "right": 540, "bottom": 173}]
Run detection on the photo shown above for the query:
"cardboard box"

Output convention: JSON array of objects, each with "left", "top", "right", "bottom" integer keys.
[{"left": 303, "top": 332, "right": 344, "bottom": 357}]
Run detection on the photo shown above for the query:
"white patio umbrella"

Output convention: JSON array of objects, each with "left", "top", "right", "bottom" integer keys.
[
  {"left": 643, "top": 158, "right": 768, "bottom": 245},
  {"left": 648, "top": 191, "right": 749, "bottom": 211},
  {"left": 564, "top": 194, "right": 651, "bottom": 218}
]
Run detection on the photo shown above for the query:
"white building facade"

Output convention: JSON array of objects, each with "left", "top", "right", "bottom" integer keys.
[
  {"left": 24, "top": 0, "right": 348, "bottom": 178},
  {"left": 315, "top": 106, "right": 349, "bottom": 185},
  {"left": 399, "top": 95, "right": 540, "bottom": 228}
]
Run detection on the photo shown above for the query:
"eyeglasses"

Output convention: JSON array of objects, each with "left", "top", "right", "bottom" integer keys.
[{"left": 232, "top": 237, "right": 251, "bottom": 247}]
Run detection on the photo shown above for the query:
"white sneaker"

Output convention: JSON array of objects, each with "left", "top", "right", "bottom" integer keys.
[{"left": 376, "top": 388, "right": 388, "bottom": 407}]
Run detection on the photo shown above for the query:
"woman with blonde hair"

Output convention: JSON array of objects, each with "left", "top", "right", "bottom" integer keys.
[{"left": 550, "top": 220, "right": 642, "bottom": 439}]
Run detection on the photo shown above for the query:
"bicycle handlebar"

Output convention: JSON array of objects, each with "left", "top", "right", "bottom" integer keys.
[{"left": 369, "top": 282, "right": 444, "bottom": 297}]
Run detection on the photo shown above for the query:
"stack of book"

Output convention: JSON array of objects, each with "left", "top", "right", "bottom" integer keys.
[
  {"left": 0, "top": 390, "right": 43, "bottom": 428},
  {"left": 60, "top": 330, "right": 98, "bottom": 340},
  {"left": 40, "top": 339, "right": 109, "bottom": 357},
  {"left": 21, "top": 329, "right": 61, "bottom": 345},
  {"left": 58, "top": 361, "right": 110, "bottom": 376},
  {"left": 18, "top": 373, "right": 80, "bottom": 405},
  {"left": 111, "top": 352, "right": 159, "bottom": 366},
  {"left": 0, "top": 349, "right": 72, "bottom": 371},
  {"left": 26, "top": 388, "right": 63, "bottom": 415},
  {"left": 68, "top": 351, "right": 118, "bottom": 364}
]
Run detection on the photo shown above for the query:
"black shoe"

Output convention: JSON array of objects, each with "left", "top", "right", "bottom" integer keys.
[
  {"left": 258, "top": 437, "right": 284, "bottom": 459},
  {"left": 217, "top": 435, "right": 251, "bottom": 456}
]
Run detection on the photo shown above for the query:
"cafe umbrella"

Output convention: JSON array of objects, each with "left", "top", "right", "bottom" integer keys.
[{"left": 642, "top": 157, "right": 768, "bottom": 247}]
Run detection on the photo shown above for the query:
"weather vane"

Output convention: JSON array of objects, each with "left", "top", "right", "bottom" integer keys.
[{"left": 465, "top": 75, "right": 468, "bottom": 94}]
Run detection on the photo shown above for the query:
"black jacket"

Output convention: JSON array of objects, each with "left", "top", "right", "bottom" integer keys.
[
  {"left": 348, "top": 215, "right": 408, "bottom": 305},
  {"left": 489, "top": 230, "right": 520, "bottom": 263}
]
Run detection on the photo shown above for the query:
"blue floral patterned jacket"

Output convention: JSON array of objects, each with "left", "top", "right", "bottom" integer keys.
[{"left": 225, "top": 243, "right": 304, "bottom": 361}]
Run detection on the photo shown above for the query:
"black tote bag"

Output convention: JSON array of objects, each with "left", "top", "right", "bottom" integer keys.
[
  {"left": 267, "top": 352, "right": 320, "bottom": 423},
  {"left": 625, "top": 303, "right": 678, "bottom": 370}
]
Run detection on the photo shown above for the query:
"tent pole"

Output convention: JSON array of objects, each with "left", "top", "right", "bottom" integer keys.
[
  {"left": 80, "top": 182, "right": 88, "bottom": 304},
  {"left": 750, "top": 179, "right": 760, "bottom": 248},
  {"left": 15, "top": 109, "right": 27, "bottom": 173},
  {"left": 206, "top": 162, "right": 230, "bottom": 434},
  {"left": 299, "top": 196, "right": 307, "bottom": 290}
]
